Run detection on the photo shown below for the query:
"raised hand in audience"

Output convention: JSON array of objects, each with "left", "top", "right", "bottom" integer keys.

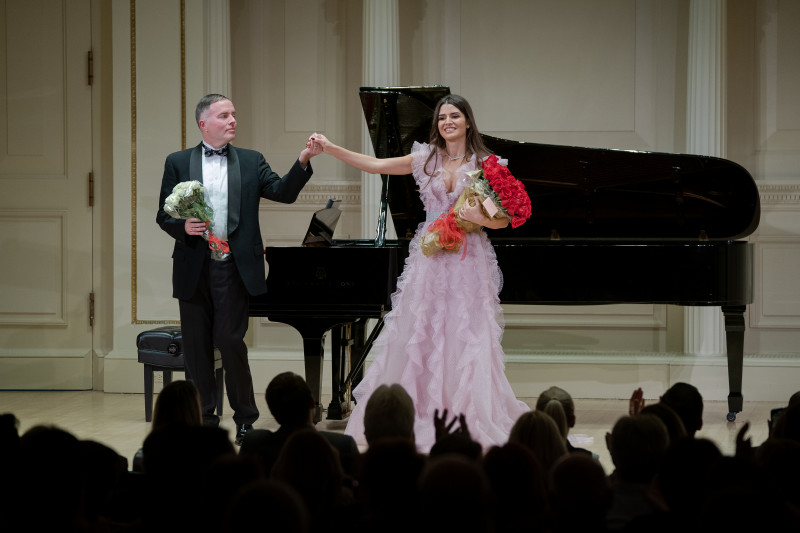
[
  {"left": 735, "top": 421, "right": 755, "bottom": 461},
  {"left": 434, "top": 408, "right": 471, "bottom": 442},
  {"left": 629, "top": 387, "right": 645, "bottom": 416}
]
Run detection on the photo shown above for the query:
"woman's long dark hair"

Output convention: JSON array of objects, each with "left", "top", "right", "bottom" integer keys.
[
  {"left": 422, "top": 94, "right": 492, "bottom": 179},
  {"left": 152, "top": 379, "right": 202, "bottom": 430}
]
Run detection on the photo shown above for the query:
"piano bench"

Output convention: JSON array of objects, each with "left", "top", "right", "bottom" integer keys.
[{"left": 136, "top": 326, "right": 224, "bottom": 423}]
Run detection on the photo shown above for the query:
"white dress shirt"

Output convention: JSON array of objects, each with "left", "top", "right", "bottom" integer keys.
[{"left": 202, "top": 142, "right": 229, "bottom": 240}]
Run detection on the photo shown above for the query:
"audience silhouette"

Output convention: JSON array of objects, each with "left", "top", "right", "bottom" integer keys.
[
  {"left": 132, "top": 379, "right": 204, "bottom": 472},
  {"left": 17, "top": 425, "right": 89, "bottom": 531},
  {"left": 604, "top": 414, "right": 669, "bottom": 530},
  {"left": 418, "top": 454, "right": 494, "bottom": 533},
  {"left": 629, "top": 382, "right": 704, "bottom": 437},
  {"left": 354, "top": 438, "right": 425, "bottom": 533},
  {"left": 0, "top": 413, "right": 21, "bottom": 527},
  {"left": 362, "top": 383, "right": 416, "bottom": 445},
  {"left": 639, "top": 402, "right": 688, "bottom": 444},
  {"left": 3, "top": 381, "right": 799, "bottom": 532},
  {"left": 224, "top": 479, "right": 309, "bottom": 533},
  {"left": 508, "top": 409, "right": 568, "bottom": 474},
  {"left": 549, "top": 453, "right": 612, "bottom": 533},
  {"left": 483, "top": 441, "right": 550, "bottom": 533},
  {"left": 239, "top": 371, "right": 359, "bottom": 476},
  {"left": 536, "top": 385, "right": 597, "bottom": 459},
  {"left": 272, "top": 428, "right": 355, "bottom": 532},
  {"left": 659, "top": 382, "right": 704, "bottom": 437}
]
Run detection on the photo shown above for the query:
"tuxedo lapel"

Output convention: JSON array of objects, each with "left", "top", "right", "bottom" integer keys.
[
  {"left": 189, "top": 144, "right": 203, "bottom": 183},
  {"left": 227, "top": 145, "right": 241, "bottom": 235}
]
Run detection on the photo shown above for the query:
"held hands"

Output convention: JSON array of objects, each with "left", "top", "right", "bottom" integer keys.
[
  {"left": 299, "top": 134, "right": 323, "bottom": 167},
  {"left": 307, "top": 133, "right": 331, "bottom": 154},
  {"left": 306, "top": 132, "right": 333, "bottom": 158},
  {"left": 184, "top": 218, "right": 209, "bottom": 236}
]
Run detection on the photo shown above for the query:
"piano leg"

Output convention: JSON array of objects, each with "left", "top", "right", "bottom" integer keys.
[
  {"left": 341, "top": 317, "right": 386, "bottom": 404},
  {"left": 350, "top": 320, "right": 366, "bottom": 391},
  {"left": 302, "top": 334, "right": 326, "bottom": 423},
  {"left": 328, "top": 319, "right": 371, "bottom": 420},
  {"left": 328, "top": 323, "right": 354, "bottom": 420},
  {"left": 722, "top": 305, "right": 746, "bottom": 422}
]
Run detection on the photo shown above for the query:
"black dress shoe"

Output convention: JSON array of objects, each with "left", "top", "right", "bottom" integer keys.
[{"left": 235, "top": 424, "right": 253, "bottom": 446}]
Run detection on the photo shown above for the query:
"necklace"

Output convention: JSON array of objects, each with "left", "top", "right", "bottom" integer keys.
[{"left": 444, "top": 150, "right": 465, "bottom": 161}]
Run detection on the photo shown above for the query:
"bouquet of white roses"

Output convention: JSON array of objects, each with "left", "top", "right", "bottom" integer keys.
[
  {"left": 163, "top": 180, "right": 230, "bottom": 260},
  {"left": 164, "top": 180, "right": 214, "bottom": 221}
]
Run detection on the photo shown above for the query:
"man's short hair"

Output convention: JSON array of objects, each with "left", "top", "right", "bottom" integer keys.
[
  {"left": 195, "top": 93, "right": 230, "bottom": 125},
  {"left": 363, "top": 384, "right": 415, "bottom": 445},
  {"left": 660, "top": 382, "right": 704, "bottom": 436},
  {"left": 265, "top": 372, "right": 314, "bottom": 427}
]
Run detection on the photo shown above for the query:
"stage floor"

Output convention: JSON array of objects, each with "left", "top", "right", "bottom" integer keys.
[{"left": 0, "top": 390, "right": 779, "bottom": 474}]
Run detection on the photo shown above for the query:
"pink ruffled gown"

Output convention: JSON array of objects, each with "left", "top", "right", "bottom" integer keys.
[{"left": 344, "top": 142, "right": 530, "bottom": 452}]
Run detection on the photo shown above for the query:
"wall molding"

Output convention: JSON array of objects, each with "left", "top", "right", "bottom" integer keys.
[
  {"left": 100, "top": 347, "right": 800, "bottom": 402},
  {"left": 268, "top": 175, "right": 798, "bottom": 211},
  {"left": 280, "top": 183, "right": 362, "bottom": 210},
  {"left": 0, "top": 210, "right": 67, "bottom": 325},
  {"left": 758, "top": 183, "right": 800, "bottom": 207}
]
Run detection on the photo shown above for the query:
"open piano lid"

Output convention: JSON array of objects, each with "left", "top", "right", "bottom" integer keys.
[{"left": 360, "top": 86, "right": 761, "bottom": 241}]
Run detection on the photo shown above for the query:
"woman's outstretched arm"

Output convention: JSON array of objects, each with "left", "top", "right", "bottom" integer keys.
[{"left": 310, "top": 133, "right": 413, "bottom": 176}]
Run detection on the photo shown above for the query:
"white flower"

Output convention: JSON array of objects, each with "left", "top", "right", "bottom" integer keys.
[{"left": 163, "top": 181, "right": 212, "bottom": 221}]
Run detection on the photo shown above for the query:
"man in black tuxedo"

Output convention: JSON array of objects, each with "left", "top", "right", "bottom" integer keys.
[{"left": 157, "top": 94, "right": 320, "bottom": 444}]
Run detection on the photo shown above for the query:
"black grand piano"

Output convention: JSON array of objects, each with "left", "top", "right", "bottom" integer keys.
[{"left": 250, "top": 86, "right": 760, "bottom": 423}]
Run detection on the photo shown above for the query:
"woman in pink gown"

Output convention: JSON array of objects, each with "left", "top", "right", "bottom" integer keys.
[{"left": 310, "top": 94, "right": 530, "bottom": 451}]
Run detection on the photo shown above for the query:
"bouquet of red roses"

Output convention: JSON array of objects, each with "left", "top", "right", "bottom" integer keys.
[
  {"left": 163, "top": 180, "right": 230, "bottom": 260},
  {"left": 420, "top": 155, "right": 531, "bottom": 257}
]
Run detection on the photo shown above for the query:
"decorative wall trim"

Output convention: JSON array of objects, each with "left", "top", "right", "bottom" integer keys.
[
  {"left": 266, "top": 183, "right": 362, "bottom": 211},
  {"left": 0, "top": 349, "right": 89, "bottom": 358},
  {"left": 751, "top": 238, "right": 800, "bottom": 328},
  {"left": 130, "top": 0, "right": 137, "bottom": 324},
  {"left": 757, "top": 183, "right": 800, "bottom": 207},
  {"left": 180, "top": 0, "right": 186, "bottom": 150},
  {"left": 0, "top": 210, "right": 67, "bottom": 325},
  {"left": 503, "top": 304, "right": 667, "bottom": 328},
  {"left": 503, "top": 350, "right": 800, "bottom": 363}
]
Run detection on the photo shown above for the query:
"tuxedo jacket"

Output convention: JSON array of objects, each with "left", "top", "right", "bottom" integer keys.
[{"left": 157, "top": 143, "right": 312, "bottom": 298}]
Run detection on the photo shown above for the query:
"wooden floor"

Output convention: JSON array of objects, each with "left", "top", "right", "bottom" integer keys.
[{"left": 0, "top": 390, "right": 780, "bottom": 474}]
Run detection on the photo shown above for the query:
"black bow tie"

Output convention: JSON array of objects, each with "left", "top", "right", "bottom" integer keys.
[{"left": 204, "top": 145, "right": 228, "bottom": 157}]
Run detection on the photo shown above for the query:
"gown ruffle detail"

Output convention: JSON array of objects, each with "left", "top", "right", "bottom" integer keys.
[{"left": 343, "top": 142, "right": 530, "bottom": 452}]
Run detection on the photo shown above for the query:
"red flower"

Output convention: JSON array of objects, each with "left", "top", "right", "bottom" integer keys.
[
  {"left": 420, "top": 154, "right": 531, "bottom": 258},
  {"left": 481, "top": 155, "right": 532, "bottom": 228},
  {"left": 429, "top": 208, "right": 465, "bottom": 251}
]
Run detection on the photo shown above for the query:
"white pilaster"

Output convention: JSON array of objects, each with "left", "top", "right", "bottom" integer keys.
[
  {"left": 684, "top": 0, "right": 726, "bottom": 356},
  {"left": 361, "top": 0, "right": 399, "bottom": 239},
  {"left": 206, "top": 0, "right": 231, "bottom": 95}
]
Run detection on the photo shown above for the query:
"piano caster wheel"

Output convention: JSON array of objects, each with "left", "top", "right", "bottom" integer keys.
[{"left": 726, "top": 412, "right": 737, "bottom": 422}]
